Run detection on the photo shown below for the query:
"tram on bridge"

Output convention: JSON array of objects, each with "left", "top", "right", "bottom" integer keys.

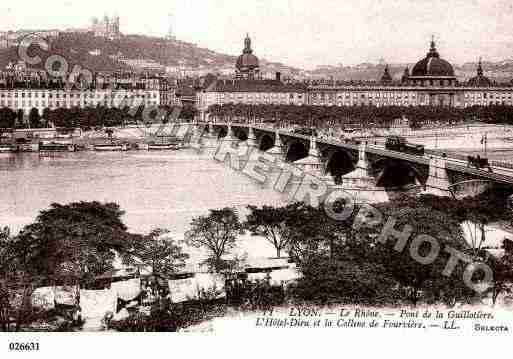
[{"left": 385, "top": 136, "right": 425, "bottom": 156}]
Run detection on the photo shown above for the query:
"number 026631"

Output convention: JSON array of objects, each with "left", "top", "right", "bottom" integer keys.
[{"left": 9, "top": 342, "right": 40, "bottom": 351}]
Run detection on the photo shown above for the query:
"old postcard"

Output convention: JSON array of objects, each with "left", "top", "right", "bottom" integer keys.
[{"left": 0, "top": 0, "right": 512, "bottom": 357}]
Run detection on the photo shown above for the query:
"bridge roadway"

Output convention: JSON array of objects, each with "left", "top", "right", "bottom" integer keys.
[{"left": 198, "top": 122, "right": 513, "bottom": 186}]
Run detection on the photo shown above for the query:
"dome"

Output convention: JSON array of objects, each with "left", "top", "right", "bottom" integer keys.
[
  {"left": 411, "top": 39, "right": 454, "bottom": 77},
  {"left": 468, "top": 59, "right": 492, "bottom": 87},
  {"left": 236, "top": 53, "right": 259, "bottom": 70},
  {"left": 412, "top": 57, "right": 454, "bottom": 77},
  {"left": 468, "top": 75, "right": 492, "bottom": 87},
  {"left": 235, "top": 34, "right": 260, "bottom": 79},
  {"left": 380, "top": 65, "right": 393, "bottom": 83}
]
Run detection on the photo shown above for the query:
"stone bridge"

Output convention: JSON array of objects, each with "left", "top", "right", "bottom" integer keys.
[{"left": 193, "top": 122, "right": 513, "bottom": 200}]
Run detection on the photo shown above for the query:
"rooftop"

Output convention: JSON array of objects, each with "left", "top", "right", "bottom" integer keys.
[{"left": 207, "top": 79, "right": 307, "bottom": 93}]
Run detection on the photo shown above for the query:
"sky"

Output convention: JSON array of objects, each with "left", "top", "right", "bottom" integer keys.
[{"left": 1, "top": 0, "right": 513, "bottom": 69}]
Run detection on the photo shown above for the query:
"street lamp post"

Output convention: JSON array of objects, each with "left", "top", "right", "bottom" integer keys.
[
  {"left": 479, "top": 132, "right": 488, "bottom": 157},
  {"left": 484, "top": 132, "right": 488, "bottom": 157}
]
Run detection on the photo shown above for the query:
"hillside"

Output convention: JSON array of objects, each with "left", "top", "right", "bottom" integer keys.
[
  {"left": 306, "top": 61, "right": 513, "bottom": 83},
  {"left": 0, "top": 32, "right": 300, "bottom": 76},
  {"left": 2, "top": 31, "right": 512, "bottom": 82}
]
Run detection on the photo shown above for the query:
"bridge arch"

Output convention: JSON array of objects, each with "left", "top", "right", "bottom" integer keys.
[
  {"left": 285, "top": 140, "right": 309, "bottom": 162},
  {"left": 232, "top": 127, "right": 247, "bottom": 141},
  {"left": 372, "top": 158, "right": 425, "bottom": 189},
  {"left": 325, "top": 149, "right": 356, "bottom": 182},
  {"left": 217, "top": 127, "right": 227, "bottom": 139},
  {"left": 259, "top": 134, "right": 275, "bottom": 151}
]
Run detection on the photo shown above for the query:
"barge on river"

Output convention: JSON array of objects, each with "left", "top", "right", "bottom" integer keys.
[
  {"left": 39, "top": 141, "right": 77, "bottom": 152},
  {"left": 0, "top": 143, "right": 18, "bottom": 153},
  {"left": 93, "top": 143, "right": 129, "bottom": 151}
]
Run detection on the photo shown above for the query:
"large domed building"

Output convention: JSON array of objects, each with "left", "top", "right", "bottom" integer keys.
[
  {"left": 404, "top": 37, "right": 457, "bottom": 87},
  {"left": 197, "top": 34, "right": 513, "bottom": 117},
  {"left": 235, "top": 34, "right": 260, "bottom": 80}
]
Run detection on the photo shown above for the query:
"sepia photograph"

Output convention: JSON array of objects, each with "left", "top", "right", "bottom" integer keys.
[{"left": 0, "top": 0, "right": 512, "bottom": 357}]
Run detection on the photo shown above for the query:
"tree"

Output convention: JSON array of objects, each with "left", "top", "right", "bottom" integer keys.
[
  {"left": 284, "top": 203, "right": 347, "bottom": 262},
  {"left": 0, "top": 108, "right": 16, "bottom": 135},
  {"left": 185, "top": 208, "right": 244, "bottom": 272},
  {"left": 0, "top": 226, "right": 12, "bottom": 270},
  {"left": 362, "top": 202, "right": 473, "bottom": 306},
  {"left": 41, "top": 108, "right": 51, "bottom": 128},
  {"left": 180, "top": 104, "right": 198, "bottom": 121},
  {"left": 14, "top": 201, "right": 139, "bottom": 284},
  {"left": 0, "top": 226, "right": 40, "bottom": 332},
  {"left": 291, "top": 254, "right": 401, "bottom": 305},
  {"left": 245, "top": 204, "right": 294, "bottom": 257},
  {"left": 135, "top": 228, "right": 189, "bottom": 278},
  {"left": 28, "top": 108, "right": 41, "bottom": 129},
  {"left": 15, "top": 110, "right": 25, "bottom": 129}
]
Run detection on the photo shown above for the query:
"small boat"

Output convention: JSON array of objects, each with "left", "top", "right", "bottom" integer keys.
[
  {"left": 145, "top": 135, "right": 182, "bottom": 150},
  {"left": 147, "top": 143, "right": 181, "bottom": 150},
  {"left": 0, "top": 143, "right": 17, "bottom": 153},
  {"left": 39, "top": 141, "right": 76, "bottom": 152},
  {"left": 93, "top": 143, "right": 129, "bottom": 151}
]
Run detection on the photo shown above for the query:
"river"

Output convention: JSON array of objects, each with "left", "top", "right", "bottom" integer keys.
[{"left": 0, "top": 149, "right": 288, "bottom": 263}]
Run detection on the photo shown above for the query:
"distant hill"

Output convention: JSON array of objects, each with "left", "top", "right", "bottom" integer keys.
[
  {"left": 3, "top": 31, "right": 512, "bottom": 82},
  {"left": 0, "top": 32, "right": 300, "bottom": 76},
  {"left": 306, "top": 61, "right": 513, "bottom": 83}
]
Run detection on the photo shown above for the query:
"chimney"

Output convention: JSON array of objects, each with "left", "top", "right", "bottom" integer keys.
[{"left": 275, "top": 72, "right": 281, "bottom": 82}]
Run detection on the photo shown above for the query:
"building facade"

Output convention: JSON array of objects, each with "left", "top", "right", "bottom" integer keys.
[
  {"left": 197, "top": 36, "right": 513, "bottom": 118},
  {"left": 307, "top": 85, "right": 513, "bottom": 107},
  {"left": 0, "top": 69, "right": 175, "bottom": 115},
  {"left": 197, "top": 35, "right": 308, "bottom": 119},
  {"left": 308, "top": 39, "right": 513, "bottom": 108}
]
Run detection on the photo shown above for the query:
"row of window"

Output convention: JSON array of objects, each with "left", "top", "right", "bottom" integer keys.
[
  {"left": 0, "top": 91, "right": 159, "bottom": 99},
  {"left": 307, "top": 99, "right": 513, "bottom": 106},
  {"left": 465, "top": 93, "right": 513, "bottom": 99},
  {"left": 201, "top": 91, "right": 513, "bottom": 109},
  {"left": 409, "top": 79, "right": 456, "bottom": 87},
  {"left": 295, "top": 91, "right": 513, "bottom": 100},
  {"left": 219, "top": 93, "right": 304, "bottom": 100},
  {"left": 311, "top": 92, "right": 418, "bottom": 99},
  {"left": 0, "top": 99, "right": 159, "bottom": 108}
]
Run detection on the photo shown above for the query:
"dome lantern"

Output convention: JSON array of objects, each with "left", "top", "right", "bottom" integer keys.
[
  {"left": 427, "top": 35, "right": 440, "bottom": 58},
  {"left": 243, "top": 33, "right": 253, "bottom": 54},
  {"left": 477, "top": 57, "right": 484, "bottom": 77}
]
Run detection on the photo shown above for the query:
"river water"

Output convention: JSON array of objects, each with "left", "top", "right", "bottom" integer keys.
[{"left": 0, "top": 149, "right": 288, "bottom": 262}]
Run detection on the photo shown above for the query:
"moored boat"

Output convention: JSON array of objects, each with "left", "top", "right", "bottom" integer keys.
[
  {"left": 93, "top": 143, "right": 129, "bottom": 151},
  {"left": 39, "top": 141, "right": 76, "bottom": 152},
  {"left": 145, "top": 135, "right": 182, "bottom": 150},
  {"left": 0, "top": 143, "right": 18, "bottom": 153},
  {"left": 147, "top": 143, "right": 181, "bottom": 150}
]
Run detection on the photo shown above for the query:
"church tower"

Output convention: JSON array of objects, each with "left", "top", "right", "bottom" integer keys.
[{"left": 380, "top": 64, "right": 393, "bottom": 84}]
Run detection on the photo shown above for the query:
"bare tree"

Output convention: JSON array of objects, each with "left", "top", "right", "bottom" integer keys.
[{"left": 185, "top": 208, "right": 244, "bottom": 272}]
